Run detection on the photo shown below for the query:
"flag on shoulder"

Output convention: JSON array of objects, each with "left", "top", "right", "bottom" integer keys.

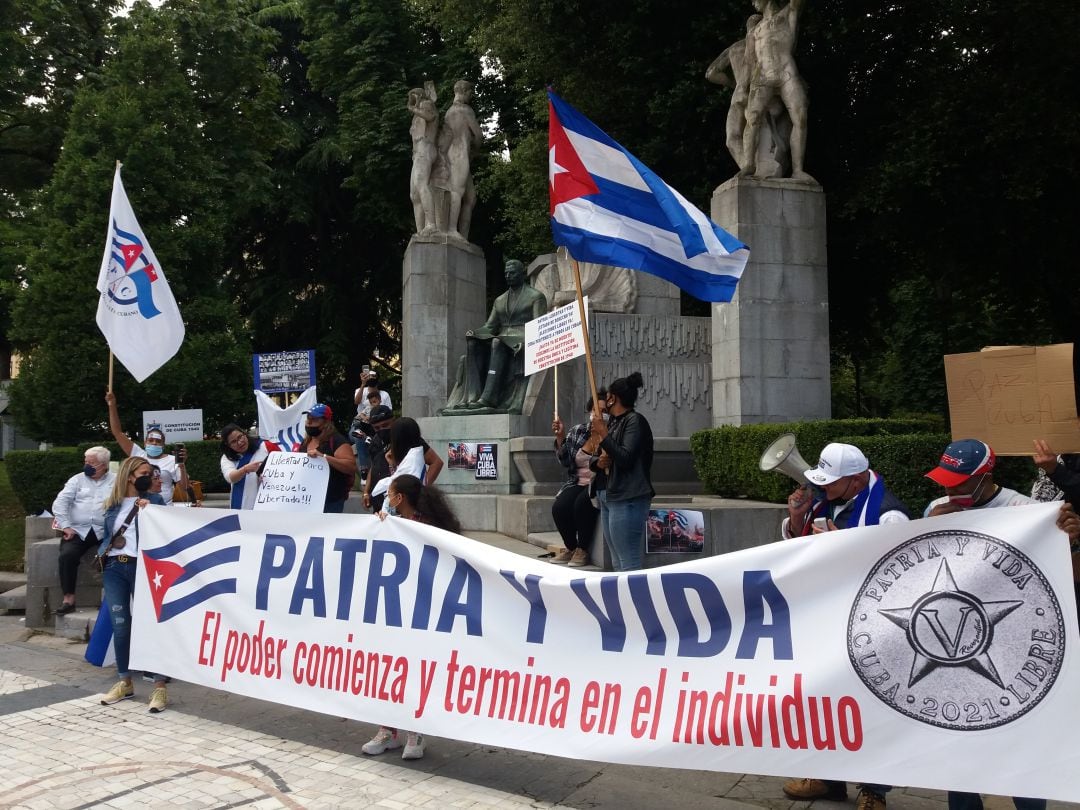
[
  {"left": 96, "top": 164, "right": 185, "bottom": 382},
  {"left": 548, "top": 90, "right": 749, "bottom": 303}
]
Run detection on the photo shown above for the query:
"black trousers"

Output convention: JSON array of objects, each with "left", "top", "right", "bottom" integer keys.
[
  {"left": 57, "top": 530, "right": 98, "bottom": 596},
  {"left": 551, "top": 484, "right": 598, "bottom": 552}
]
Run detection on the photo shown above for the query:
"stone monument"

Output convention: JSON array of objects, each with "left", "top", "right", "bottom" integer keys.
[
  {"left": 402, "top": 79, "right": 488, "bottom": 419},
  {"left": 708, "top": 0, "right": 830, "bottom": 425}
]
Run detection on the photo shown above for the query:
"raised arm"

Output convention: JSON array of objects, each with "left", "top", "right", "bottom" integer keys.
[{"left": 104, "top": 391, "right": 134, "bottom": 456}]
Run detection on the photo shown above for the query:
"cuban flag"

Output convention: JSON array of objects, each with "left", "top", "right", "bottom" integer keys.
[
  {"left": 255, "top": 385, "right": 316, "bottom": 451},
  {"left": 548, "top": 90, "right": 749, "bottom": 302},
  {"left": 95, "top": 164, "right": 185, "bottom": 381}
]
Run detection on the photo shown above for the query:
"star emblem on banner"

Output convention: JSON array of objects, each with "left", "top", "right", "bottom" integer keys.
[
  {"left": 141, "top": 555, "right": 186, "bottom": 621},
  {"left": 548, "top": 101, "right": 599, "bottom": 215},
  {"left": 878, "top": 559, "right": 1022, "bottom": 689},
  {"left": 120, "top": 243, "right": 143, "bottom": 271}
]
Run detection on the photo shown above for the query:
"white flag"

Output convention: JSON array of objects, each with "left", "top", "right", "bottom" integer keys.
[
  {"left": 255, "top": 385, "right": 317, "bottom": 450},
  {"left": 96, "top": 164, "right": 185, "bottom": 382}
]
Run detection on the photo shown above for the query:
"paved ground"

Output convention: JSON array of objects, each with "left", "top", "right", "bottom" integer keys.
[{"left": 2, "top": 531, "right": 1076, "bottom": 809}]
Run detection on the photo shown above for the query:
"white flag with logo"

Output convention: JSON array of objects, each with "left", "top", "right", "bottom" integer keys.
[
  {"left": 95, "top": 164, "right": 185, "bottom": 382},
  {"left": 255, "top": 385, "right": 317, "bottom": 450}
]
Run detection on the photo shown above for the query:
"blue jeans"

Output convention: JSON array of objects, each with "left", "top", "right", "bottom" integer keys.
[
  {"left": 948, "top": 794, "right": 1044, "bottom": 810},
  {"left": 597, "top": 491, "right": 651, "bottom": 571},
  {"left": 102, "top": 557, "right": 163, "bottom": 681}
]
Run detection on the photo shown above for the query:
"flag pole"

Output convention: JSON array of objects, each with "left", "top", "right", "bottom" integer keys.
[
  {"left": 553, "top": 364, "right": 559, "bottom": 421},
  {"left": 569, "top": 257, "right": 601, "bottom": 420},
  {"left": 108, "top": 351, "right": 114, "bottom": 393}
]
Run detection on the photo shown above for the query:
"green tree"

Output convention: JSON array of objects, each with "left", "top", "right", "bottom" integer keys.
[{"left": 8, "top": 0, "right": 284, "bottom": 443}]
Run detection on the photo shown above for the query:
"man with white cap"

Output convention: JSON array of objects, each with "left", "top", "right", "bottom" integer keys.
[
  {"left": 782, "top": 442, "right": 909, "bottom": 807},
  {"left": 782, "top": 442, "right": 910, "bottom": 539}
]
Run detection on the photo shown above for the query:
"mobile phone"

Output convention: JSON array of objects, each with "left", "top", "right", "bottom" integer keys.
[
  {"left": 813, "top": 517, "right": 829, "bottom": 530},
  {"left": 362, "top": 364, "right": 371, "bottom": 375}
]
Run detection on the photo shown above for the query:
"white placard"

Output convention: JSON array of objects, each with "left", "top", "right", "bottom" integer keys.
[
  {"left": 131, "top": 503, "right": 1080, "bottom": 801},
  {"left": 524, "top": 296, "right": 589, "bottom": 376},
  {"left": 142, "top": 408, "right": 204, "bottom": 442},
  {"left": 252, "top": 452, "right": 329, "bottom": 512}
]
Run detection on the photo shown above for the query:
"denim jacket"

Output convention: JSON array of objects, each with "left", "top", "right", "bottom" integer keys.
[{"left": 96, "top": 494, "right": 166, "bottom": 558}]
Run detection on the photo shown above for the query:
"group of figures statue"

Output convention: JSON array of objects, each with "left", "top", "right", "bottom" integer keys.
[
  {"left": 706, "top": 0, "right": 815, "bottom": 183},
  {"left": 408, "top": 80, "right": 482, "bottom": 241}
]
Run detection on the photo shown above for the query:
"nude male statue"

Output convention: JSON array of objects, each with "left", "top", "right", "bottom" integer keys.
[
  {"left": 741, "top": 0, "right": 816, "bottom": 183},
  {"left": 443, "top": 80, "right": 482, "bottom": 240},
  {"left": 706, "top": 14, "right": 763, "bottom": 168},
  {"left": 407, "top": 82, "right": 439, "bottom": 235}
]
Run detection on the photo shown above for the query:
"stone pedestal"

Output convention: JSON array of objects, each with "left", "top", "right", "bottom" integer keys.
[
  {"left": 710, "top": 177, "right": 830, "bottom": 425},
  {"left": 417, "top": 414, "right": 527, "bottom": 494},
  {"left": 402, "top": 235, "right": 487, "bottom": 419}
]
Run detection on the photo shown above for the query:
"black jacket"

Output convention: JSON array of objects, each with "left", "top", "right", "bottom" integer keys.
[
  {"left": 597, "top": 410, "right": 654, "bottom": 502},
  {"left": 1049, "top": 454, "right": 1080, "bottom": 506}
]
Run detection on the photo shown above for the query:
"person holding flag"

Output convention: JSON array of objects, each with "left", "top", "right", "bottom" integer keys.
[{"left": 105, "top": 391, "right": 189, "bottom": 505}]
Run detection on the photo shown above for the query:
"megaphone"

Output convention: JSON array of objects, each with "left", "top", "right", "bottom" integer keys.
[{"left": 758, "top": 433, "right": 812, "bottom": 485}]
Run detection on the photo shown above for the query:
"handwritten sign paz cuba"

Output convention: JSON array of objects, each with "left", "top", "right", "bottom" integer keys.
[{"left": 944, "top": 343, "right": 1080, "bottom": 454}]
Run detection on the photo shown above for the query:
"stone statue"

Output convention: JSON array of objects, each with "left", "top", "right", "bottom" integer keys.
[
  {"left": 740, "top": 0, "right": 814, "bottom": 183},
  {"left": 441, "top": 80, "right": 482, "bottom": 240},
  {"left": 707, "top": 14, "right": 792, "bottom": 178},
  {"left": 441, "top": 260, "right": 548, "bottom": 414},
  {"left": 530, "top": 257, "right": 637, "bottom": 313},
  {"left": 407, "top": 82, "right": 439, "bottom": 235}
]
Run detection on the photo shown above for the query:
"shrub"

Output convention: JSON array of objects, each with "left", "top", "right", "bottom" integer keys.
[{"left": 6, "top": 448, "right": 83, "bottom": 514}]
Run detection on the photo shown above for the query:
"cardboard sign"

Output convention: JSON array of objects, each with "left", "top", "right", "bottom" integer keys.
[
  {"left": 253, "top": 452, "right": 329, "bottom": 512},
  {"left": 524, "top": 296, "right": 588, "bottom": 376},
  {"left": 943, "top": 343, "right": 1080, "bottom": 455}
]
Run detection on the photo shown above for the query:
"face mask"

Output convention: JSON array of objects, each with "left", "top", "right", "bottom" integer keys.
[
  {"left": 305, "top": 425, "right": 322, "bottom": 438},
  {"left": 601, "top": 413, "right": 610, "bottom": 423},
  {"left": 134, "top": 474, "right": 153, "bottom": 493},
  {"left": 377, "top": 428, "right": 392, "bottom": 444},
  {"left": 386, "top": 500, "right": 398, "bottom": 516},
  {"left": 145, "top": 444, "right": 164, "bottom": 458},
  {"left": 84, "top": 464, "right": 98, "bottom": 477},
  {"left": 949, "top": 474, "right": 988, "bottom": 509}
]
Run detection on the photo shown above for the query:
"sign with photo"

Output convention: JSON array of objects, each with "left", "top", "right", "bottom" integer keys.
[
  {"left": 253, "top": 349, "right": 316, "bottom": 394},
  {"left": 474, "top": 443, "right": 498, "bottom": 480},
  {"left": 646, "top": 508, "right": 705, "bottom": 553},
  {"left": 447, "top": 442, "right": 479, "bottom": 470}
]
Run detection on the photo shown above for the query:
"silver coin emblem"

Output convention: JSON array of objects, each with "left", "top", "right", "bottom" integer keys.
[{"left": 848, "top": 529, "right": 1065, "bottom": 730}]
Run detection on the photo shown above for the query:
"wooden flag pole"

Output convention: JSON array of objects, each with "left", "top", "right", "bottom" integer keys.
[
  {"left": 553, "top": 364, "right": 559, "bottom": 421},
  {"left": 108, "top": 351, "right": 114, "bottom": 393},
  {"left": 569, "top": 257, "right": 601, "bottom": 420}
]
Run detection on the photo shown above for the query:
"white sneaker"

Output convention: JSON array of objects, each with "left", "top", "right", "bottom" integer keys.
[
  {"left": 362, "top": 727, "right": 402, "bottom": 755},
  {"left": 402, "top": 732, "right": 425, "bottom": 760}
]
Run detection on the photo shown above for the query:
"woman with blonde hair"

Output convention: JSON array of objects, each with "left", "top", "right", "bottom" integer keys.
[{"left": 96, "top": 456, "right": 168, "bottom": 712}]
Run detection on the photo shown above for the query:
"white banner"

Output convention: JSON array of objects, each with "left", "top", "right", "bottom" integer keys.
[
  {"left": 253, "top": 452, "right": 329, "bottom": 512},
  {"left": 142, "top": 408, "right": 204, "bottom": 442},
  {"left": 130, "top": 504, "right": 1080, "bottom": 800},
  {"left": 524, "top": 296, "right": 588, "bottom": 376},
  {"left": 96, "top": 164, "right": 185, "bottom": 382}
]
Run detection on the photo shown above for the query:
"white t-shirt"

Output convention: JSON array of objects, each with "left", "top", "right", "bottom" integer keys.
[
  {"left": 131, "top": 445, "right": 181, "bottom": 504},
  {"left": 924, "top": 486, "right": 1031, "bottom": 516},
  {"left": 354, "top": 388, "right": 392, "bottom": 417}
]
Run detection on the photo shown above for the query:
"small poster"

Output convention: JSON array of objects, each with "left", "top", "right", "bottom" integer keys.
[
  {"left": 474, "top": 443, "right": 498, "bottom": 480},
  {"left": 253, "top": 349, "right": 316, "bottom": 394},
  {"left": 142, "top": 408, "right": 204, "bottom": 442},
  {"left": 447, "top": 442, "right": 479, "bottom": 470},
  {"left": 646, "top": 509, "right": 705, "bottom": 553},
  {"left": 253, "top": 452, "right": 329, "bottom": 512}
]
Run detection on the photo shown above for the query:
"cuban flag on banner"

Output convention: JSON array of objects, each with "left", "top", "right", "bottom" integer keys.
[
  {"left": 548, "top": 90, "right": 749, "bottom": 302},
  {"left": 255, "top": 385, "right": 316, "bottom": 450},
  {"left": 95, "top": 164, "right": 185, "bottom": 382}
]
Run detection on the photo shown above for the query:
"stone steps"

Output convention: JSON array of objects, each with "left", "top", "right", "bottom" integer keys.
[
  {"left": 53, "top": 607, "right": 100, "bottom": 642},
  {"left": 0, "top": 583, "right": 26, "bottom": 612}
]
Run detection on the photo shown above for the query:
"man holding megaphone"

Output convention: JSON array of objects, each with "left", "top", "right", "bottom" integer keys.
[{"left": 781, "top": 442, "right": 911, "bottom": 538}]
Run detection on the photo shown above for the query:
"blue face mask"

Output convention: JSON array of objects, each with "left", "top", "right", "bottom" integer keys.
[
  {"left": 386, "top": 501, "right": 398, "bottom": 516},
  {"left": 145, "top": 444, "right": 164, "bottom": 458},
  {"left": 83, "top": 464, "right": 97, "bottom": 477}
]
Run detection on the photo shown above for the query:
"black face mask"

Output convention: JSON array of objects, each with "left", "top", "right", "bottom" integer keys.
[
  {"left": 134, "top": 474, "right": 153, "bottom": 493},
  {"left": 377, "top": 428, "right": 392, "bottom": 444},
  {"left": 305, "top": 425, "right": 323, "bottom": 438}
]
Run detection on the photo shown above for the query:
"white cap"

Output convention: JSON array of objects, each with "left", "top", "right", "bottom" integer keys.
[{"left": 804, "top": 443, "right": 868, "bottom": 486}]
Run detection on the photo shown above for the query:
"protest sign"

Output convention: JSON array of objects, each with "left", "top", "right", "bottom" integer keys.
[
  {"left": 142, "top": 409, "right": 203, "bottom": 442},
  {"left": 253, "top": 350, "right": 316, "bottom": 394},
  {"left": 132, "top": 504, "right": 1080, "bottom": 800},
  {"left": 474, "top": 443, "right": 497, "bottom": 480},
  {"left": 252, "top": 452, "right": 328, "bottom": 512},
  {"left": 524, "top": 296, "right": 589, "bottom": 376},
  {"left": 944, "top": 343, "right": 1080, "bottom": 454}
]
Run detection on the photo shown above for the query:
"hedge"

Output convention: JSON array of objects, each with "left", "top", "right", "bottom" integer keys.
[
  {"left": 689, "top": 417, "right": 1037, "bottom": 514},
  {"left": 6, "top": 439, "right": 229, "bottom": 515}
]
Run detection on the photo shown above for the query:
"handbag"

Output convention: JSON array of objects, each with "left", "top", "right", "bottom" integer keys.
[{"left": 96, "top": 502, "right": 141, "bottom": 567}]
